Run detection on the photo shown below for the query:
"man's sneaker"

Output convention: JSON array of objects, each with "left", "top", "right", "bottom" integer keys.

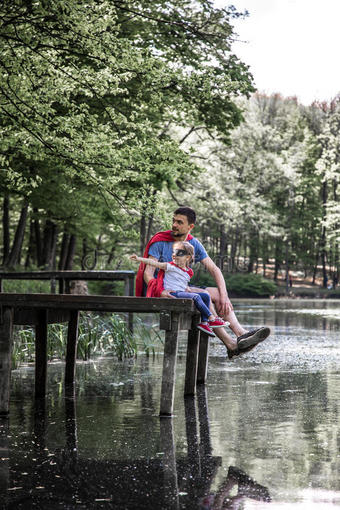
[
  {"left": 197, "top": 323, "right": 216, "bottom": 337},
  {"left": 227, "top": 343, "right": 257, "bottom": 360},
  {"left": 208, "top": 317, "right": 229, "bottom": 328},
  {"left": 237, "top": 326, "right": 271, "bottom": 350}
]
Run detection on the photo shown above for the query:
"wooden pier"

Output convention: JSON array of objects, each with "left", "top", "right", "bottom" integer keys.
[{"left": 0, "top": 294, "right": 210, "bottom": 417}]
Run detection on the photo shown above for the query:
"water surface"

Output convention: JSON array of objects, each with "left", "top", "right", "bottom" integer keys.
[{"left": 2, "top": 299, "right": 340, "bottom": 509}]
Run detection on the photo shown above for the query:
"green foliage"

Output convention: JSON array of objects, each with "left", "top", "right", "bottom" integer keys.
[
  {"left": 191, "top": 269, "right": 277, "bottom": 297},
  {"left": 0, "top": 0, "right": 253, "bottom": 256},
  {"left": 11, "top": 312, "right": 165, "bottom": 369},
  {"left": 225, "top": 273, "right": 277, "bottom": 298},
  {"left": 190, "top": 270, "right": 216, "bottom": 288},
  {"left": 2, "top": 279, "right": 51, "bottom": 294}
]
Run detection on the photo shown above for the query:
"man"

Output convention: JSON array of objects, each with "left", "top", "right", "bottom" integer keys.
[{"left": 137, "top": 206, "right": 270, "bottom": 357}]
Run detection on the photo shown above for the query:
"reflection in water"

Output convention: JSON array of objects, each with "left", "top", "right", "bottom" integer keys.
[
  {"left": 2, "top": 299, "right": 340, "bottom": 508},
  {"left": 1, "top": 379, "right": 270, "bottom": 509}
]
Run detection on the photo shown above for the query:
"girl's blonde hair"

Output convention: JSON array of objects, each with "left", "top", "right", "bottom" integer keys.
[{"left": 173, "top": 241, "right": 195, "bottom": 265}]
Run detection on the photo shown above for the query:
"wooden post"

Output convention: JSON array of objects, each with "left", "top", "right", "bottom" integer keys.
[
  {"left": 125, "top": 275, "right": 134, "bottom": 332},
  {"left": 58, "top": 278, "right": 65, "bottom": 294},
  {"left": 159, "top": 312, "right": 180, "bottom": 416},
  {"left": 0, "top": 307, "right": 14, "bottom": 415},
  {"left": 35, "top": 309, "right": 48, "bottom": 399},
  {"left": 197, "top": 332, "right": 209, "bottom": 384},
  {"left": 65, "top": 310, "right": 79, "bottom": 386},
  {"left": 184, "top": 313, "right": 200, "bottom": 396}
]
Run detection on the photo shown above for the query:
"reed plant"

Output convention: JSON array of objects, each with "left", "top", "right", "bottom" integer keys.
[{"left": 11, "top": 312, "right": 163, "bottom": 368}]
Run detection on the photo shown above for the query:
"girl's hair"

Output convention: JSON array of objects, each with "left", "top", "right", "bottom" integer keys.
[{"left": 174, "top": 241, "right": 195, "bottom": 265}]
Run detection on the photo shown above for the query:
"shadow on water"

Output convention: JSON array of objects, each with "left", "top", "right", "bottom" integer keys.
[
  {"left": 0, "top": 386, "right": 270, "bottom": 510},
  {"left": 2, "top": 299, "right": 340, "bottom": 508}
]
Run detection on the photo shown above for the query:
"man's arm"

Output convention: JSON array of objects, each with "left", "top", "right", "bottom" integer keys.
[{"left": 200, "top": 256, "right": 233, "bottom": 314}]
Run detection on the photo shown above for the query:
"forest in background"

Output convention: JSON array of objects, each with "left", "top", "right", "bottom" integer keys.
[{"left": 1, "top": 0, "right": 340, "bottom": 290}]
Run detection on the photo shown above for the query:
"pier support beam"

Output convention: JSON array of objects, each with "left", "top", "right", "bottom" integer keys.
[
  {"left": 0, "top": 307, "right": 13, "bottom": 415},
  {"left": 159, "top": 312, "right": 180, "bottom": 416}
]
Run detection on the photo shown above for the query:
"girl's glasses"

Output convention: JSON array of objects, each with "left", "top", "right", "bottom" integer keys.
[{"left": 173, "top": 249, "right": 189, "bottom": 257}]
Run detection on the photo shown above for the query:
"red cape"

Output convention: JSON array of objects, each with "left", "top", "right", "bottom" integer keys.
[{"left": 135, "top": 230, "right": 193, "bottom": 297}]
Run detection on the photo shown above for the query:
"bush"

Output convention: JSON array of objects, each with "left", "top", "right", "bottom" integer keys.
[
  {"left": 225, "top": 273, "right": 277, "bottom": 298},
  {"left": 191, "top": 270, "right": 277, "bottom": 298}
]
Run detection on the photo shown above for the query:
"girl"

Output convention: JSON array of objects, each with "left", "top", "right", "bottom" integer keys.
[{"left": 130, "top": 241, "right": 227, "bottom": 337}]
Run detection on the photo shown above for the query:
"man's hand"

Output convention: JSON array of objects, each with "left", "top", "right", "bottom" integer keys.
[{"left": 216, "top": 293, "right": 233, "bottom": 316}]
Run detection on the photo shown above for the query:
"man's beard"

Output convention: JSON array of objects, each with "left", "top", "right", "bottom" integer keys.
[{"left": 172, "top": 230, "right": 184, "bottom": 237}]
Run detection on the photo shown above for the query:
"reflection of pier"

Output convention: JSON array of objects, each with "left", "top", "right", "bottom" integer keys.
[{"left": 2, "top": 387, "right": 221, "bottom": 509}]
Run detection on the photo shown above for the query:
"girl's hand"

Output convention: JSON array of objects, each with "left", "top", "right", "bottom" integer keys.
[
  {"left": 161, "top": 290, "right": 176, "bottom": 299},
  {"left": 129, "top": 254, "right": 139, "bottom": 261}
]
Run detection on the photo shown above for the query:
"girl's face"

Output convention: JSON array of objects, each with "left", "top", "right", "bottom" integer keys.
[{"left": 172, "top": 246, "right": 191, "bottom": 267}]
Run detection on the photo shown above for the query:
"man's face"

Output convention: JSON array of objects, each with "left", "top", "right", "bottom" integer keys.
[{"left": 172, "top": 214, "right": 194, "bottom": 238}]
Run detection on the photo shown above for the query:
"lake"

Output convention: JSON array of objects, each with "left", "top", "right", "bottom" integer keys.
[{"left": 2, "top": 299, "right": 340, "bottom": 509}]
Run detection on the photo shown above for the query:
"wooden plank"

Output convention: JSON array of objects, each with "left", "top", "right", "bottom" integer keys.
[
  {"left": 197, "top": 332, "right": 210, "bottom": 384},
  {"left": 13, "top": 308, "right": 70, "bottom": 325},
  {"left": 159, "top": 312, "right": 180, "bottom": 417},
  {"left": 0, "top": 307, "right": 13, "bottom": 415},
  {"left": 184, "top": 314, "right": 201, "bottom": 396},
  {"left": 65, "top": 310, "right": 79, "bottom": 386},
  {"left": 35, "top": 309, "right": 48, "bottom": 399},
  {"left": 0, "top": 294, "right": 195, "bottom": 314}
]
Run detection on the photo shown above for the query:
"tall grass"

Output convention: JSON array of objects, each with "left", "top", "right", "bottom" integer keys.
[{"left": 11, "top": 312, "right": 163, "bottom": 369}]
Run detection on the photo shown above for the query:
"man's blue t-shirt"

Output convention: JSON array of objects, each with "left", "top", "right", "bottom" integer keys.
[{"left": 148, "top": 237, "right": 208, "bottom": 265}]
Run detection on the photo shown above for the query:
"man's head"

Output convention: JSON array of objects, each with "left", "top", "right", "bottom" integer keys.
[{"left": 172, "top": 207, "right": 196, "bottom": 240}]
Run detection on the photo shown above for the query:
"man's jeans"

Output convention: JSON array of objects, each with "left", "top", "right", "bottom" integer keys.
[{"left": 170, "top": 290, "right": 211, "bottom": 322}]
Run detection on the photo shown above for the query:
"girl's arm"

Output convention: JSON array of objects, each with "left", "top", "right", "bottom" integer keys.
[{"left": 129, "top": 254, "right": 167, "bottom": 271}]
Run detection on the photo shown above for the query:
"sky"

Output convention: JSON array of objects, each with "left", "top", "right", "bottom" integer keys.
[{"left": 214, "top": 0, "right": 340, "bottom": 105}]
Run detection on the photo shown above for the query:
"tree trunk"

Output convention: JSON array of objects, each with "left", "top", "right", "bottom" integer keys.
[
  {"left": 2, "top": 195, "right": 10, "bottom": 266},
  {"left": 65, "top": 234, "right": 76, "bottom": 270},
  {"left": 230, "top": 229, "right": 237, "bottom": 272},
  {"left": 6, "top": 200, "right": 28, "bottom": 268},
  {"left": 320, "top": 181, "right": 328, "bottom": 287},
  {"left": 33, "top": 209, "right": 43, "bottom": 267},
  {"left": 146, "top": 214, "right": 154, "bottom": 246},
  {"left": 58, "top": 232, "right": 69, "bottom": 270},
  {"left": 247, "top": 231, "right": 258, "bottom": 273},
  {"left": 25, "top": 219, "right": 35, "bottom": 268},
  {"left": 48, "top": 223, "right": 58, "bottom": 270},
  {"left": 312, "top": 248, "right": 319, "bottom": 285},
  {"left": 42, "top": 220, "right": 57, "bottom": 270},
  {"left": 274, "top": 238, "right": 281, "bottom": 282},
  {"left": 140, "top": 214, "right": 146, "bottom": 255}
]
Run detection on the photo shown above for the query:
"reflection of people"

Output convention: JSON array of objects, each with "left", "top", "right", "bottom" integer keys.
[
  {"left": 135, "top": 206, "right": 270, "bottom": 358},
  {"left": 130, "top": 242, "right": 228, "bottom": 337},
  {"left": 200, "top": 466, "right": 271, "bottom": 509}
]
